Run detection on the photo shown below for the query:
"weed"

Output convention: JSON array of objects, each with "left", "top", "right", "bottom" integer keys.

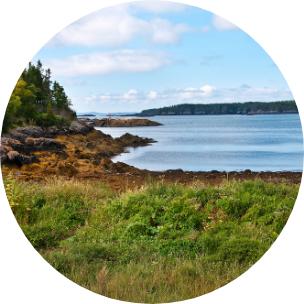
[{"left": 3, "top": 176, "right": 299, "bottom": 302}]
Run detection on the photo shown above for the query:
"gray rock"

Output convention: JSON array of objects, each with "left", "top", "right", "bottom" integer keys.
[
  {"left": 24, "top": 137, "right": 65, "bottom": 151},
  {"left": 7, "top": 150, "right": 31, "bottom": 165},
  {"left": 1, "top": 137, "right": 22, "bottom": 149}
]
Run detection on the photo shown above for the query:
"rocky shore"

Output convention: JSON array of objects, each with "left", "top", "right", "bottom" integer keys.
[
  {"left": 1, "top": 120, "right": 302, "bottom": 192},
  {"left": 78, "top": 117, "right": 162, "bottom": 127}
]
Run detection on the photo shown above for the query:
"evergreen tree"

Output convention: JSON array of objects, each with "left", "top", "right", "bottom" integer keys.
[
  {"left": 52, "top": 81, "right": 71, "bottom": 109},
  {"left": 22, "top": 61, "right": 53, "bottom": 106},
  {"left": 42, "top": 68, "right": 53, "bottom": 104},
  {"left": 46, "top": 102, "right": 55, "bottom": 119}
]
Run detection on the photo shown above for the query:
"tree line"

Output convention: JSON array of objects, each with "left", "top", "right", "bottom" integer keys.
[
  {"left": 140, "top": 100, "right": 298, "bottom": 116},
  {"left": 3, "top": 60, "right": 76, "bottom": 133}
]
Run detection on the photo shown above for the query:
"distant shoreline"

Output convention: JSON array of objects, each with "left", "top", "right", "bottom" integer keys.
[
  {"left": 122, "top": 111, "right": 298, "bottom": 117},
  {"left": 77, "top": 111, "right": 299, "bottom": 118},
  {"left": 157, "top": 111, "right": 298, "bottom": 115},
  {"left": 77, "top": 114, "right": 96, "bottom": 117}
]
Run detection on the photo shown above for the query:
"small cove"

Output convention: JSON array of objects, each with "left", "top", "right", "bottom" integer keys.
[{"left": 95, "top": 114, "right": 303, "bottom": 172}]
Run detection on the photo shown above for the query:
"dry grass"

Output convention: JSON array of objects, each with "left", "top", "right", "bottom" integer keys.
[
  {"left": 41, "top": 176, "right": 112, "bottom": 202},
  {"left": 59, "top": 256, "right": 249, "bottom": 303}
]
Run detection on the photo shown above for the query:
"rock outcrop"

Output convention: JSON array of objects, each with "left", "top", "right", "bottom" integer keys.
[
  {"left": 1, "top": 119, "right": 301, "bottom": 192},
  {"left": 116, "top": 133, "right": 156, "bottom": 147},
  {"left": 0, "top": 119, "right": 156, "bottom": 173},
  {"left": 78, "top": 117, "right": 162, "bottom": 127}
]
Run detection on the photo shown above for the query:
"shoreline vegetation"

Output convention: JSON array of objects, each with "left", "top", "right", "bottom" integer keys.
[{"left": 2, "top": 60, "right": 302, "bottom": 302}]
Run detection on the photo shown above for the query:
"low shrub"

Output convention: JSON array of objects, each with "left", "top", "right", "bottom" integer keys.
[{"left": 4, "top": 176, "right": 299, "bottom": 302}]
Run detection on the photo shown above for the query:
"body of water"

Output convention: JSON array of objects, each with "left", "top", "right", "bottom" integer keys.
[{"left": 95, "top": 114, "right": 303, "bottom": 172}]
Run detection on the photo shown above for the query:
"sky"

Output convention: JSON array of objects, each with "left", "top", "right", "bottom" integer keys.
[{"left": 31, "top": 1, "right": 294, "bottom": 113}]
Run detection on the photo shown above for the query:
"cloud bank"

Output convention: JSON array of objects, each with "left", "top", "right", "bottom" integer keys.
[
  {"left": 73, "top": 85, "right": 293, "bottom": 112},
  {"left": 44, "top": 50, "right": 173, "bottom": 77},
  {"left": 47, "top": 4, "right": 204, "bottom": 47}
]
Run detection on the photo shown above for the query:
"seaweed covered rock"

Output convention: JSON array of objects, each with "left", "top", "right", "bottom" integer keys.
[
  {"left": 7, "top": 151, "right": 32, "bottom": 166},
  {"left": 79, "top": 117, "right": 162, "bottom": 127},
  {"left": 24, "top": 137, "right": 65, "bottom": 152},
  {"left": 116, "top": 133, "right": 156, "bottom": 147}
]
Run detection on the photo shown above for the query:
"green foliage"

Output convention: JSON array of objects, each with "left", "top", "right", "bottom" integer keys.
[
  {"left": 52, "top": 81, "right": 71, "bottom": 110},
  {"left": 4, "top": 173, "right": 32, "bottom": 221},
  {"left": 210, "top": 237, "right": 268, "bottom": 263},
  {"left": 35, "top": 112, "right": 71, "bottom": 128},
  {"left": 3, "top": 61, "right": 76, "bottom": 133},
  {"left": 22, "top": 223, "right": 62, "bottom": 249},
  {"left": 34, "top": 197, "right": 47, "bottom": 209},
  {"left": 21, "top": 60, "right": 52, "bottom": 104},
  {"left": 57, "top": 198, "right": 88, "bottom": 227},
  {"left": 4, "top": 177, "right": 299, "bottom": 301},
  {"left": 141, "top": 100, "right": 298, "bottom": 115},
  {"left": 2, "top": 77, "right": 38, "bottom": 132},
  {"left": 46, "top": 102, "right": 55, "bottom": 119},
  {"left": 21, "top": 197, "right": 88, "bottom": 249}
]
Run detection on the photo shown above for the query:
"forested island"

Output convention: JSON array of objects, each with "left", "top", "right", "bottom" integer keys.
[
  {"left": 3, "top": 61, "right": 76, "bottom": 133},
  {"left": 140, "top": 100, "right": 297, "bottom": 116}
]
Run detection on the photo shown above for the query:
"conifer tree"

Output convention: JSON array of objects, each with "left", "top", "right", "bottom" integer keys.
[{"left": 46, "top": 102, "right": 55, "bottom": 119}]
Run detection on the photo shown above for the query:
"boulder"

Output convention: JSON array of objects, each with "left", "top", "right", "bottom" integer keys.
[
  {"left": 116, "top": 133, "right": 156, "bottom": 147},
  {"left": 0, "top": 145, "right": 12, "bottom": 163},
  {"left": 1, "top": 137, "right": 23, "bottom": 150},
  {"left": 14, "top": 126, "right": 44, "bottom": 137},
  {"left": 24, "top": 137, "right": 65, "bottom": 151},
  {"left": 7, "top": 151, "right": 32, "bottom": 165},
  {"left": 4, "top": 120, "right": 93, "bottom": 142}
]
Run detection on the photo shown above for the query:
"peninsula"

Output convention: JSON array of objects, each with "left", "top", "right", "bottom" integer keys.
[{"left": 78, "top": 117, "right": 162, "bottom": 127}]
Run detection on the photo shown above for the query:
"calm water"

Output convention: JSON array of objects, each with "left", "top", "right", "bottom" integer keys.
[{"left": 95, "top": 114, "right": 303, "bottom": 172}]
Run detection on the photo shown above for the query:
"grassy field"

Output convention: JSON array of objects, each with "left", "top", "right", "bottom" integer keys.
[{"left": 4, "top": 174, "right": 299, "bottom": 303}]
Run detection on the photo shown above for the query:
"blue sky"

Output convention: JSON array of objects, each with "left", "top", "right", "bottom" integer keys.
[{"left": 31, "top": 1, "right": 293, "bottom": 113}]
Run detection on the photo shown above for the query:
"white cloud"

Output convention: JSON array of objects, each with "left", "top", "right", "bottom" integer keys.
[
  {"left": 212, "top": 14, "right": 239, "bottom": 31},
  {"left": 200, "top": 85, "right": 216, "bottom": 93},
  {"left": 48, "top": 7, "right": 145, "bottom": 47},
  {"left": 44, "top": 50, "right": 173, "bottom": 77},
  {"left": 148, "top": 91, "right": 158, "bottom": 99},
  {"left": 75, "top": 85, "right": 294, "bottom": 112},
  {"left": 47, "top": 4, "right": 205, "bottom": 47},
  {"left": 149, "top": 18, "right": 194, "bottom": 44},
  {"left": 123, "top": 90, "right": 143, "bottom": 100}
]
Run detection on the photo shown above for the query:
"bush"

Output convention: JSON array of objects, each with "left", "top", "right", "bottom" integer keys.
[
  {"left": 35, "top": 112, "right": 71, "bottom": 128},
  {"left": 216, "top": 194, "right": 252, "bottom": 218},
  {"left": 23, "top": 223, "right": 61, "bottom": 248},
  {"left": 214, "top": 237, "right": 268, "bottom": 263}
]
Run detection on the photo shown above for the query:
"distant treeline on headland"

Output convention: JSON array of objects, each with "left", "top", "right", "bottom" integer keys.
[{"left": 140, "top": 100, "right": 298, "bottom": 116}]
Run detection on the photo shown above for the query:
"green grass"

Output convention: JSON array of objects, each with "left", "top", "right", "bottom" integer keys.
[{"left": 4, "top": 174, "right": 299, "bottom": 303}]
